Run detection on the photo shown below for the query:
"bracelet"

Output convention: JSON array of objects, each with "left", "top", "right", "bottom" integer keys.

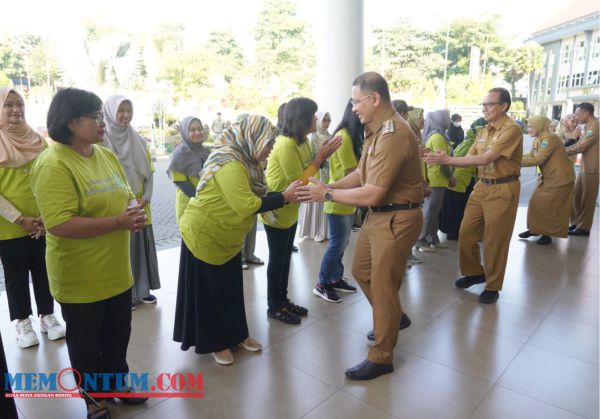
[{"left": 15, "top": 216, "right": 24, "bottom": 225}]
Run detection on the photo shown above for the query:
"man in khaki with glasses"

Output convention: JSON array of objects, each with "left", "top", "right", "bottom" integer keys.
[
  {"left": 298, "top": 72, "right": 424, "bottom": 380},
  {"left": 425, "top": 87, "right": 522, "bottom": 304}
]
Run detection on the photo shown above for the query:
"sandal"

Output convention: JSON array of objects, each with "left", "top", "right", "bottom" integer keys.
[
  {"left": 267, "top": 308, "right": 300, "bottom": 324},
  {"left": 245, "top": 256, "right": 264, "bottom": 265},
  {"left": 286, "top": 300, "right": 308, "bottom": 316},
  {"left": 87, "top": 402, "right": 111, "bottom": 419}
]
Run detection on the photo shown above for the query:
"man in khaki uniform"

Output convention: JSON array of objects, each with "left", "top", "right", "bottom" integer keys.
[
  {"left": 566, "top": 102, "right": 599, "bottom": 236},
  {"left": 298, "top": 72, "right": 424, "bottom": 380},
  {"left": 425, "top": 88, "right": 522, "bottom": 304}
]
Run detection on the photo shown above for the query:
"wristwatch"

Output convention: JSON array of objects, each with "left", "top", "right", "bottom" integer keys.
[{"left": 324, "top": 191, "right": 334, "bottom": 202}]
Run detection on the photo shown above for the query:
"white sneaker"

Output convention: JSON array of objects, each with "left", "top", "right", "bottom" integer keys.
[
  {"left": 434, "top": 242, "right": 448, "bottom": 249},
  {"left": 40, "top": 314, "right": 66, "bottom": 341},
  {"left": 418, "top": 245, "right": 436, "bottom": 253},
  {"left": 16, "top": 318, "right": 39, "bottom": 348},
  {"left": 406, "top": 259, "right": 413, "bottom": 267}
]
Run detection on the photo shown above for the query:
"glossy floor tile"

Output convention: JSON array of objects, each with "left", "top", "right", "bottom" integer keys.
[{"left": 2, "top": 208, "right": 598, "bottom": 418}]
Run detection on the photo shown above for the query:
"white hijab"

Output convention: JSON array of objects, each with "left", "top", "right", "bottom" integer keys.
[{"left": 102, "top": 95, "right": 151, "bottom": 195}]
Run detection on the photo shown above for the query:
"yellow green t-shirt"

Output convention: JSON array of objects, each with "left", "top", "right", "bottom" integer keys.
[
  {"left": 324, "top": 129, "right": 357, "bottom": 215},
  {"left": 0, "top": 140, "right": 48, "bottom": 240},
  {"left": 260, "top": 135, "right": 312, "bottom": 229},
  {"left": 170, "top": 170, "right": 200, "bottom": 224},
  {"left": 425, "top": 133, "right": 452, "bottom": 187},
  {"left": 180, "top": 161, "right": 262, "bottom": 265},
  {"left": 30, "top": 143, "right": 135, "bottom": 303}
]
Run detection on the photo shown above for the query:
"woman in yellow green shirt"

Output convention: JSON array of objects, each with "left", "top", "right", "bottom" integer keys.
[
  {"left": 167, "top": 116, "right": 210, "bottom": 223},
  {"left": 313, "top": 100, "right": 362, "bottom": 303},
  {"left": 174, "top": 116, "right": 300, "bottom": 365},
  {"left": 440, "top": 126, "right": 479, "bottom": 240},
  {"left": 31, "top": 88, "right": 148, "bottom": 417},
  {"left": 0, "top": 87, "right": 65, "bottom": 349},
  {"left": 103, "top": 95, "right": 161, "bottom": 308},
  {"left": 260, "top": 97, "right": 341, "bottom": 324},
  {"left": 415, "top": 110, "right": 455, "bottom": 252}
]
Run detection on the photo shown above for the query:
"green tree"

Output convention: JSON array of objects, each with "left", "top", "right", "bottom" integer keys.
[
  {"left": 432, "top": 17, "right": 506, "bottom": 78},
  {"left": 204, "top": 30, "right": 244, "bottom": 84},
  {"left": 370, "top": 19, "right": 445, "bottom": 91},
  {"left": 83, "top": 23, "right": 143, "bottom": 89},
  {"left": 501, "top": 43, "right": 543, "bottom": 98},
  {"left": 254, "top": 0, "right": 315, "bottom": 97}
]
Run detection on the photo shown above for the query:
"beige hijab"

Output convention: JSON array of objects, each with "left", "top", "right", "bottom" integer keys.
[{"left": 0, "top": 87, "right": 43, "bottom": 168}]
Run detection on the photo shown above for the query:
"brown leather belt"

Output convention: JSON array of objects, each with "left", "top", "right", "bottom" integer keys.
[
  {"left": 369, "top": 203, "right": 422, "bottom": 213},
  {"left": 479, "top": 175, "right": 520, "bottom": 185}
]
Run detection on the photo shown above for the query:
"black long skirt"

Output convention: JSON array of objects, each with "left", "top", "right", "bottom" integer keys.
[{"left": 173, "top": 241, "right": 249, "bottom": 354}]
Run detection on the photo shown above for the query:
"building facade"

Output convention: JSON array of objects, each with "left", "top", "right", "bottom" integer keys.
[{"left": 529, "top": 10, "right": 599, "bottom": 120}]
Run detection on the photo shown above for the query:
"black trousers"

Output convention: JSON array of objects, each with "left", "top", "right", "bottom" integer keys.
[
  {"left": 264, "top": 223, "right": 297, "bottom": 311},
  {"left": 0, "top": 236, "right": 54, "bottom": 321},
  {"left": 60, "top": 288, "right": 132, "bottom": 403}
]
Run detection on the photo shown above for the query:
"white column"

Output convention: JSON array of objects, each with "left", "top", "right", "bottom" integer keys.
[{"left": 315, "top": 0, "right": 363, "bottom": 125}]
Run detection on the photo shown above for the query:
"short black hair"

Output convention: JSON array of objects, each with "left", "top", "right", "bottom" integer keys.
[
  {"left": 576, "top": 102, "right": 594, "bottom": 115},
  {"left": 352, "top": 72, "right": 391, "bottom": 103},
  {"left": 451, "top": 113, "right": 462, "bottom": 122},
  {"left": 281, "top": 97, "right": 318, "bottom": 144},
  {"left": 392, "top": 99, "right": 408, "bottom": 114},
  {"left": 488, "top": 87, "right": 511, "bottom": 111},
  {"left": 47, "top": 88, "right": 102, "bottom": 145}
]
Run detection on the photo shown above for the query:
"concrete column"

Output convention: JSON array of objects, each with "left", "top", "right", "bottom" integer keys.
[{"left": 314, "top": 0, "right": 363, "bottom": 126}]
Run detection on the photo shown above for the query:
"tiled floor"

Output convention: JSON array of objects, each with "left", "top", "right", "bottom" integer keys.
[{"left": 2, "top": 207, "right": 598, "bottom": 419}]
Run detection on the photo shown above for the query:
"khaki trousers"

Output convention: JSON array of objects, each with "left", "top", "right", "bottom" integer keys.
[
  {"left": 459, "top": 181, "right": 520, "bottom": 292},
  {"left": 571, "top": 172, "right": 599, "bottom": 231},
  {"left": 351, "top": 209, "right": 422, "bottom": 364}
]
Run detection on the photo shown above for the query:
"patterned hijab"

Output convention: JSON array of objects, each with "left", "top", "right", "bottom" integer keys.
[
  {"left": 0, "top": 87, "right": 44, "bottom": 168},
  {"left": 168, "top": 116, "right": 210, "bottom": 178},
  {"left": 197, "top": 115, "right": 278, "bottom": 197},
  {"left": 102, "top": 95, "right": 151, "bottom": 195}
]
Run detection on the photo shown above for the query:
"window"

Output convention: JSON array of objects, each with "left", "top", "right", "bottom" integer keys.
[
  {"left": 558, "top": 75, "right": 570, "bottom": 93},
  {"left": 593, "top": 36, "right": 600, "bottom": 59},
  {"left": 571, "top": 72, "right": 584, "bottom": 87},
  {"left": 546, "top": 78, "right": 553, "bottom": 95},
  {"left": 561, "top": 45, "right": 571, "bottom": 64},
  {"left": 587, "top": 70, "right": 599, "bottom": 85},
  {"left": 576, "top": 40, "right": 586, "bottom": 62},
  {"left": 538, "top": 78, "right": 545, "bottom": 95}
]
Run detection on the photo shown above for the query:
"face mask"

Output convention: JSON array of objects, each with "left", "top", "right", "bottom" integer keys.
[{"left": 452, "top": 121, "right": 461, "bottom": 127}]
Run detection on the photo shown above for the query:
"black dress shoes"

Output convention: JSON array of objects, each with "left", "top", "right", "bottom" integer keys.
[
  {"left": 518, "top": 230, "right": 539, "bottom": 238},
  {"left": 455, "top": 274, "right": 486, "bottom": 289},
  {"left": 478, "top": 290, "right": 499, "bottom": 304},
  {"left": 568, "top": 229, "right": 590, "bottom": 236},
  {"left": 345, "top": 359, "right": 393, "bottom": 380},
  {"left": 536, "top": 235, "right": 552, "bottom": 245},
  {"left": 367, "top": 313, "right": 411, "bottom": 341}
]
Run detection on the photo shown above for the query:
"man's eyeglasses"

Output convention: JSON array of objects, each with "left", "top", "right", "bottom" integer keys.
[
  {"left": 480, "top": 102, "right": 501, "bottom": 109},
  {"left": 82, "top": 113, "right": 105, "bottom": 124},
  {"left": 350, "top": 93, "right": 374, "bottom": 106}
]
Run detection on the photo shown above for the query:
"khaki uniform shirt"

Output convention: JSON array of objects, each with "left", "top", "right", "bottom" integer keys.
[
  {"left": 522, "top": 133, "right": 575, "bottom": 187},
  {"left": 359, "top": 110, "right": 424, "bottom": 205},
  {"left": 469, "top": 115, "right": 522, "bottom": 179},
  {"left": 566, "top": 118, "right": 599, "bottom": 174}
]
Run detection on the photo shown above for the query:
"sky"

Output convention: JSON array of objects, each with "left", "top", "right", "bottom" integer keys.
[{"left": 5, "top": 0, "right": 566, "bottom": 51}]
